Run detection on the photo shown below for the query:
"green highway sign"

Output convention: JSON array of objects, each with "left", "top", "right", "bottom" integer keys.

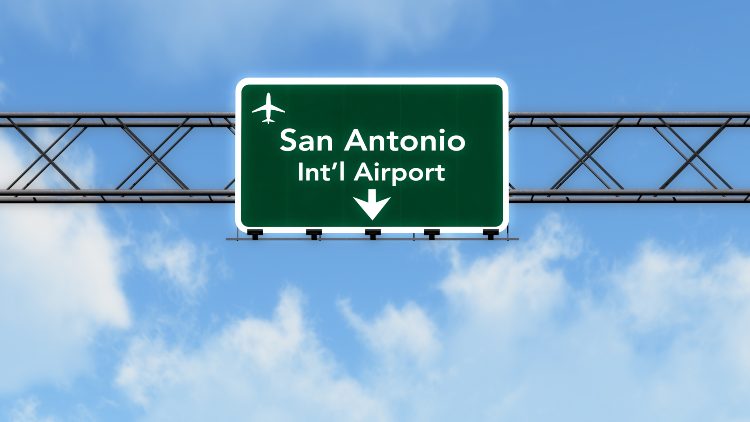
[{"left": 235, "top": 77, "right": 508, "bottom": 234}]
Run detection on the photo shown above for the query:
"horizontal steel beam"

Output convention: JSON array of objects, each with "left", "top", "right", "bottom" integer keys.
[
  {"left": 4, "top": 112, "right": 750, "bottom": 118},
  {"left": 3, "top": 113, "right": 750, "bottom": 129},
  {"left": 226, "top": 236, "right": 520, "bottom": 241},
  {"left": 510, "top": 121, "right": 750, "bottom": 128},
  {"left": 0, "top": 189, "right": 745, "bottom": 204},
  {"left": 5, "top": 120, "right": 750, "bottom": 128},
  {"left": 512, "top": 112, "right": 750, "bottom": 118},
  {"left": 0, "top": 189, "right": 745, "bottom": 197},
  {"left": 0, "top": 189, "right": 234, "bottom": 203},
  {"left": 0, "top": 112, "right": 234, "bottom": 118},
  {"left": 0, "top": 189, "right": 233, "bottom": 196},
  {"left": 511, "top": 189, "right": 750, "bottom": 196},
  {"left": 0, "top": 121, "right": 235, "bottom": 128}
]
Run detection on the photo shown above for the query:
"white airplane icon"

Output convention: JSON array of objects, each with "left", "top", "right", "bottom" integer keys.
[{"left": 251, "top": 93, "right": 285, "bottom": 124}]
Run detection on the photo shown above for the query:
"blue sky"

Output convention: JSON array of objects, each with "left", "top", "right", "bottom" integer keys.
[{"left": 2, "top": 1, "right": 750, "bottom": 421}]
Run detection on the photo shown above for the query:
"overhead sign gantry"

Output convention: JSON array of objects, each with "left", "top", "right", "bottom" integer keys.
[
  {"left": 0, "top": 112, "right": 744, "bottom": 209},
  {"left": 235, "top": 77, "right": 509, "bottom": 235}
]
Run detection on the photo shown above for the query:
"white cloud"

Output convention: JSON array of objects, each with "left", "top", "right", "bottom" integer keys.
[
  {"left": 116, "top": 287, "right": 388, "bottom": 421},
  {"left": 422, "top": 241, "right": 462, "bottom": 270},
  {"left": 339, "top": 299, "right": 439, "bottom": 368},
  {"left": 8, "top": 397, "right": 56, "bottom": 422},
  {"left": 0, "top": 81, "right": 6, "bottom": 102},
  {"left": 0, "top": 135, "right": 129, "bottom": 394},
  {"left": 117, "top": 214, "right": 750, "bottom": 421},
  {"left": 609, "top": 242, "right": 750, "bottom": 333},
  {"left": 3, "top": 0, "right": 480, "bottom": 69},
  {"left": 440, "top": 214, "right": 580, "bottom": 321},
  {"left": 126, "top": 0, "right": 477, "bottom": 65},
  {"left": 140, "top": 234, "right": 210, "bottom": 297}
]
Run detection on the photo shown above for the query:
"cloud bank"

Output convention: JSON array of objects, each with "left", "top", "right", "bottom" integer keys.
[
  {"left": 117, "top": 214, "right": 750, "bottom": 421},
  {"left": 117, "top": 287, "right": 387, "bottom": 421},
  {"left": 0, "top": 135, "right": 129, "bottom": 394}
]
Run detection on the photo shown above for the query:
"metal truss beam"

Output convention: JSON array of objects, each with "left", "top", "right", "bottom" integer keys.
[{"left": 2, "top": 112, "right": 750, "bottom": 204}]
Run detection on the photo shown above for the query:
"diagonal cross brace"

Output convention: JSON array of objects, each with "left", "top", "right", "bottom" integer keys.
[
  {"left": 8, "top": 118, "right": 80, "bottom": 189},
  {"left": 22, "top": 127, "right": 87, "bottom": 190},
  {"left": 7, "top": 118, "right": 80, "bottom": 190},
  {"left": 659, "top": 119, "right": 730, "bottom": 189},
  {"left": 653, "top": 127, "right": 719, "bottom": 189},
  {"left": 117, "top": 118, "right": 189, "bottom": 189},
  {"left": 550, "top": 118, "right": 624, "bottom": 189},
  {"left": 223, "top": 121, "right": 237, "bottom": 190},
  {"left": 546, "top": 127, "right": 613, "bottom": 189},
  {"left": 550, "top": 118, "right": 623, "bottom": 190},
  {"left": 658, "top": 118, "right": 732, "bottom": 189},
  {"left": 116, "top": 118, "right": 189, "bottom": 190},
  {"left": 128, "top": 127, "right": 193, "bottom": 189}
]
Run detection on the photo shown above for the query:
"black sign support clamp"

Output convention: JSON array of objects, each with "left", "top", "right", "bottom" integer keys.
[
  {"left": 246, "top": 229, "right": 263, "bottom": 240},
  {"left": 483, "top": 229, "right": 500, "bottom": 240},
  {"left": 306, "top": 229, "right": 323, "bottom": 240},
  {"left": 364, "top": 229, "right": 381, "bottom": 240},
  {"left": 424, "top": 229, "right": 440, "bottom": 240}
]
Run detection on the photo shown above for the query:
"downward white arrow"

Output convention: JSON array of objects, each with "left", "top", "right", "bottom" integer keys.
[{"left": 353, "top": 189, "right": 391, "bottom": 220}]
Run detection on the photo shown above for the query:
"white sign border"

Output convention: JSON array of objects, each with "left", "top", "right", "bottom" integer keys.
[{"left": 235, "top": 77, "right": 509, "bottom": 235}]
